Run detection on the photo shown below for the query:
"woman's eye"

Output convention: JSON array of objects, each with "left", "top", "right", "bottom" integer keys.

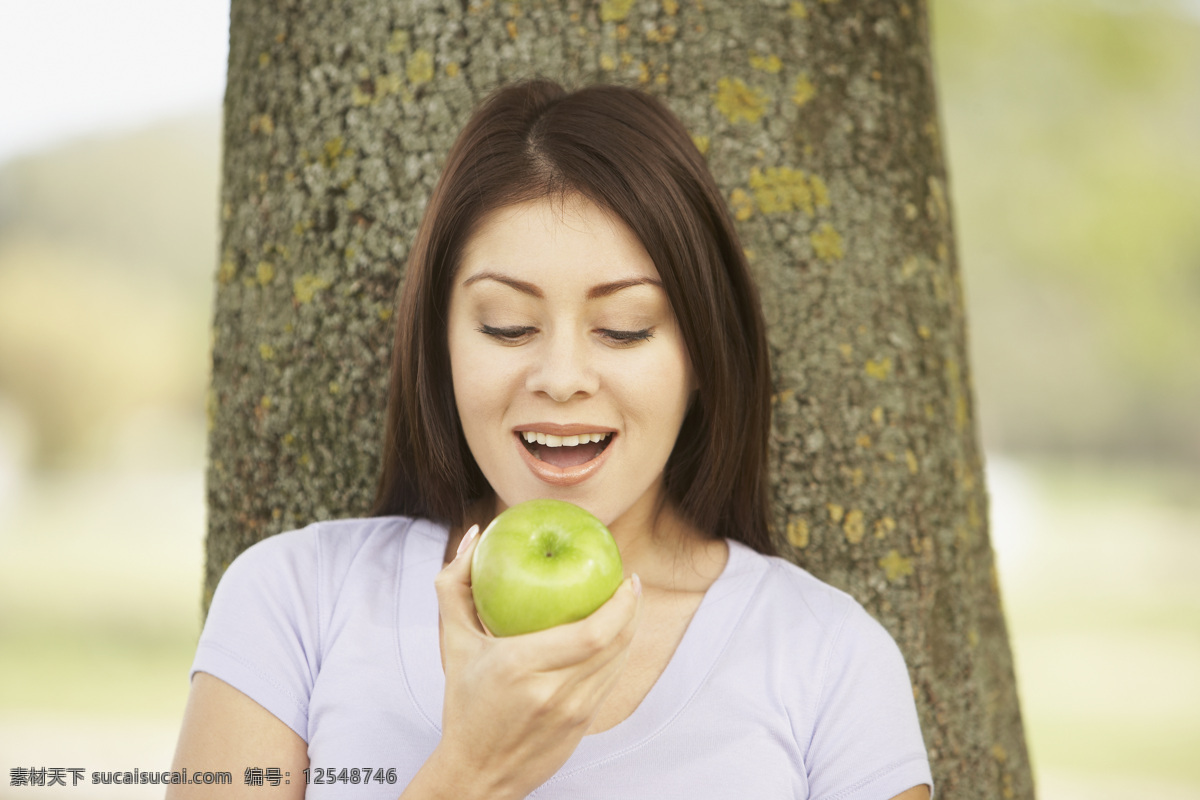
[
  {"left": 600, "top": 328, "right": 655, "bottom": 346},
  {"left": 478, "top": 324, "right": 535, "bottom": 342},
  {"left": 477, "top": 325, "right": 654, "bottom": 346}
]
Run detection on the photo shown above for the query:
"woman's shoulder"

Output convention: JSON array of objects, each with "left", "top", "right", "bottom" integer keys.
[
  {"left": 221, "top": 514, "right": 450, "bottom": 586},
  {"left": 727, "top": 541, "right": 891, "bottom": 646}
]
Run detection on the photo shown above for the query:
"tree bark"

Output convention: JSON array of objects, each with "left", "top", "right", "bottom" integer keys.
[{"left": 207, "top": 1, "right": 1034, "bottom": 796}]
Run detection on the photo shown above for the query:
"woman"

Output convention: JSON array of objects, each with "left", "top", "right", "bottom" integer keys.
[{"left": 169, "top": 79, "right": 933, "bottom": 799}]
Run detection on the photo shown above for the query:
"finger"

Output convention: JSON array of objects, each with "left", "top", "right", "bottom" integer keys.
[
  {"left": 455, "top": 523, "right": 482, "bottom": 562},
  {"left": 563, "top": 576, "right": 645, "bottom": 684},
  {"left": 434, "top": 524, "right": 485, "bottom": 636},
  {"left": 575, "top": 619, "right": 640, "bottom": 701},
  {"left": 521, "top": 574, "right": 642, "bottom": 672}
]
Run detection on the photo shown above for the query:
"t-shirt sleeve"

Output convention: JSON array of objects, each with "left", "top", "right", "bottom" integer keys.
[
  {"left": 190, "top": 525, "right": 322, "bottom": 743},
  {"left": 805, "top": 602, "right": 934, "bottom": 800}
]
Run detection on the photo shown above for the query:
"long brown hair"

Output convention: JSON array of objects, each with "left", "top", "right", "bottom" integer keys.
[{"left": 372, "top": 79, "right": 775, "bottom": 556}]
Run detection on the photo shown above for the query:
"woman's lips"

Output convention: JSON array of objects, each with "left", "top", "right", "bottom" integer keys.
[{"left": 514, "top": 431, "right": 614, "bottom": 487}]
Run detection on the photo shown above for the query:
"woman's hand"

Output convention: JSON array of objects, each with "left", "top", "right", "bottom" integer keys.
[{"left": 405, "top": 525, "right": 642, "bottom": 800}]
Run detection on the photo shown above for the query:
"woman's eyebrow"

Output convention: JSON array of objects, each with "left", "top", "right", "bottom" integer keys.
[
  {"left": 462, "top": 271, "right": 542, "bottom": 297},
  {"left": 461, "top": 270, "right": 661, "bottom": 299},
  {"left": 587, "top": 277, "right": 662, "bottom": 299}
]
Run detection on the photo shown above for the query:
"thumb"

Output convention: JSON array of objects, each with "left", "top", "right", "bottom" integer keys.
[{"left": 435, "top": 524, "right": 485, "bottom": 659}]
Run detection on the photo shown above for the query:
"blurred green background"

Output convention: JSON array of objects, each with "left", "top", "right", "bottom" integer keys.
[{"left": 0, "top": 0, "right": 1198, "bottom": 797}]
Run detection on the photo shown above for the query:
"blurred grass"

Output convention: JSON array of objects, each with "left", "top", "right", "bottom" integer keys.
[
  {"left": 995, "top": 459, "right": 1200, "bottom": 792},
  {"left": 0, "top": 470, "right": 203, "bottom": 719},
  {"left": 0, "top": 616, "right": 195, "bottom": 716}
]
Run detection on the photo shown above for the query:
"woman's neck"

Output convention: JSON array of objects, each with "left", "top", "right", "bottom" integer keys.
[{"left": 602, "top": 488, "right": 727, "bottom": 594}]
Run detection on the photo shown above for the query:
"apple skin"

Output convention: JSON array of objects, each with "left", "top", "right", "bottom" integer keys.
[{"left": 470, "top": 499, "right": 624, "bottom": 637}]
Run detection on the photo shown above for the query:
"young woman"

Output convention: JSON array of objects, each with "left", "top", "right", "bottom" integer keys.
[{"left": 169, "top": 80, "right": 933, "bottom": 799}]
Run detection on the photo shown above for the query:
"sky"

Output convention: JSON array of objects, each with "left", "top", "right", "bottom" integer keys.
[{"left": 0, "top": 0, "right": 231, "bottom": 165}]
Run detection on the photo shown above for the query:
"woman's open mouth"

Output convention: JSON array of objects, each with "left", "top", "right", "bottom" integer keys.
[
  {"left": 514, "top": 430, "right": 615, "bottom": 487},
  {"left": 518, "top": 430, "right": 613, "bottom": 467}
]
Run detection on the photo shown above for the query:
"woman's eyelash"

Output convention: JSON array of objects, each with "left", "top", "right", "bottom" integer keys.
[
  {"left": 600, "top": 328, "right": 654, "bottom": 343},
  {"left": 476, "top": 325, "right": 654, "bottom": 344},
  {"left": 477, "top": 325, "right": 534, "bottom": 340}
]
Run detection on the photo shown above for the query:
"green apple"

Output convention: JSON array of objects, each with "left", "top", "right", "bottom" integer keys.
[{"left": 470, "top": 498, "right": 624, "bottom": 637}]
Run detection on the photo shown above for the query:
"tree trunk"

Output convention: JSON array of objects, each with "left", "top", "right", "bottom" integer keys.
[{"left": 207, "top": 1, "right": 1034, "bottom": 796}]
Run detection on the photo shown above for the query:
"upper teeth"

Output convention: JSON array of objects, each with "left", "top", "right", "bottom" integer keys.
[{"left": 521, "top": 431, "right": 612, "bottom": 447}]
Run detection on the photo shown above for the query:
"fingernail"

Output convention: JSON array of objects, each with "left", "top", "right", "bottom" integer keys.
[
  {"left": 631, "top": 573, "right": 642, "bottom": 597},
  {"left": 457, "top": 524, "right": 480, "bottom": 557}
]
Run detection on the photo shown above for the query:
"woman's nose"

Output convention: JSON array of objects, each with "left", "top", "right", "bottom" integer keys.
[{"left": 525, "top": 330, "right": 600, "bottom": 402}]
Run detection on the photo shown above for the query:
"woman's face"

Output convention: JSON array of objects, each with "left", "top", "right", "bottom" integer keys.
[{"left": 447, "top": 194, "right": 696, "bottom": 531}]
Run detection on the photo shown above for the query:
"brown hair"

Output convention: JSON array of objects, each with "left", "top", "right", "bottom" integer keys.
[{"left": 372, "top": 79, "right": 775, "bottom": 556}]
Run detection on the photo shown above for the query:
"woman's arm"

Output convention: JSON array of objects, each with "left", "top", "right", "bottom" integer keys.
[
  {"left": 165, "top": 672, "right": 308, "bottom": 799},
  {"left": 890, "top": 785, "right": 932, "bottom": 800}
]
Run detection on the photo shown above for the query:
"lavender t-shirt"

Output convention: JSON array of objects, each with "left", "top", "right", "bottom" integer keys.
[{"left": 192, "top": 516, "right": 933, "bottom": 799}]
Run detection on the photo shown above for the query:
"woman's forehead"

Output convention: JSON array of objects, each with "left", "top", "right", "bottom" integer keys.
[{"left": 458, "top": 196, "right": 662, "bottom": 289}]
